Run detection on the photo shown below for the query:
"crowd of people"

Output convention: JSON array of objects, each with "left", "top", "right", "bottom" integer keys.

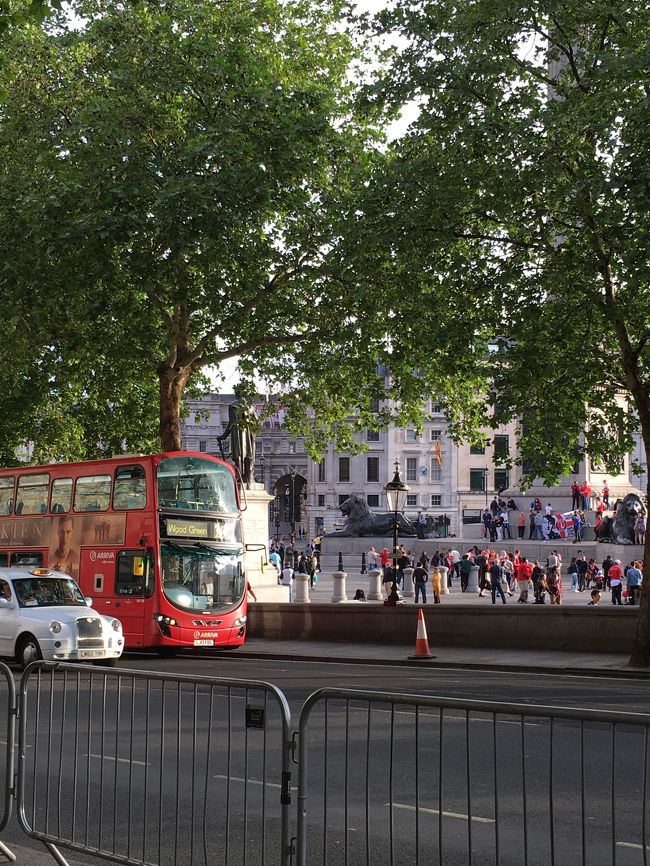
[
  {"left": 268, "top": 535, "right": 321, "bottom": 599},
  {"left": 365, "top": 543, "right": 645, "bottom": 607}
]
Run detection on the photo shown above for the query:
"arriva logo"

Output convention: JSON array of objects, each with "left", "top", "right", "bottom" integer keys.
[{"left": 89, "top": 551, "right": 115, "bottom": 562}]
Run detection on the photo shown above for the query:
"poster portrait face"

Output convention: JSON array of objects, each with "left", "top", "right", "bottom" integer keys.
[{"left": 49, "top": 515, "right": 79, "bottom": 579}]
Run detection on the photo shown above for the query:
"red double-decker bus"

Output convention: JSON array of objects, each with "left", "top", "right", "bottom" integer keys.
[{"left": 0, "top": 452, "right": 248, "bottom": 655}]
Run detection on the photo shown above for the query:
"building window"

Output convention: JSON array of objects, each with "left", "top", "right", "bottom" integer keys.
[
  {"left": 430, "top": 429, "right": 442, "bottom": 441},
  {"left": 318, "top": 495, "right": 325, "bottom": 507},
  {"left": 317, "top": 462, "right": 326, "bottom": 482},
  {"left": 430, "top": 494, "right": 442, "bottom": 507},
  {"left": 367, "top": 494, "right": 380, "bottom": 507},
  {"left": 263, "top": 440, "right": 272, "bottom": 454},
  {"left": 366, "top": 430, "right": 380, "bottom": 442},
  {"left": 494, "top": 469, "right": 509, "bottom": 490},
  {"left": 405, "top": 429, "right": 420, "bottom": 443},
  {"left": 429, "top": 401, "right": 442, "bottom": 414},
  {"left": 406, "top": 494, "right": 418, "bottom": 508},
  {"left": 494, "top": 435, "right": 509, "bottom": 459},
  {"left": 199, "top": 440, "right": 207, "bottom": 452},
  {"left": 405, "top": 457, "right": 418, "bottom": 482},
  {"left": 470, "top": 469, "right": 486, "bottom": 492},
  {"left": 338, "top": 457, "right": 350, "bottom": 483},
  {"left": 338, "top": 494, "right": 348, "bottom": 506},
  {"left": 370, "top": 397, "right": 380, "bottom": 413},
  {"left": 367, "top": 457, "right": 379, "bottom": 483},
  {"left": 470, "top": 445, "right": 485, "bottom": 455},
  {"left": 429, "top": 460, "right": 442, "bottom": 482},
  {"left": 288, "top": 441, "right": 296, "bottom": 453}
]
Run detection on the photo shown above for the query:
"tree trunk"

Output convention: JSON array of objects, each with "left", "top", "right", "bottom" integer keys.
[{"left": 158, "top": 369, "right": 190, "bottom": 452}]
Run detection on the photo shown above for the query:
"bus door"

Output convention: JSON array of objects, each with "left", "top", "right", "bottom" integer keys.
[{"left": 110, "top": 550, "right": 153, "bottom": 648}]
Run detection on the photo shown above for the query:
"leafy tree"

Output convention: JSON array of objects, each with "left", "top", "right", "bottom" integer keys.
[
  {"left": 0, "top": 0, "right": 425, "bottom": 462},
  {"left": 368, "top": 0, "right": 650, "bottom": 662}
]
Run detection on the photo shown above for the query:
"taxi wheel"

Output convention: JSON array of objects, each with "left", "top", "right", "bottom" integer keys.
[{"left": 17, "top": 635, "right": 42, "bottom": 670}]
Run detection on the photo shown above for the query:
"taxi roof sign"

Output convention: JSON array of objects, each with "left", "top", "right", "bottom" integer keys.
[{"left": 29, "top": 568, "right": 52, "bottom": 576}]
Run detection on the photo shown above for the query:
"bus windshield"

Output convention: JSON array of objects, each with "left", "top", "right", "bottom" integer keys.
[
  {"left": 160, "top": 543, "right": 245, "bottom": 612},
  {"left": 157, "top": 456, "right": 238, "bottom": 514}
]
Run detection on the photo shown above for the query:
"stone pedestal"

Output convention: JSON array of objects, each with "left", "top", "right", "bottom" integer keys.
[
  {"left": 241, "top": 483, "right": 287, "bottom": 602},
  {"left": 402, "top": 567, "right": 414, "bottom": 599},
  {"left": 367, "top": 568, "right": 383, "bottom": 601},
  {"left": 468, "top": 565, "right": 479, "bottom": 593},
  {"left": 331, "top": 571, "right": 348, "bottom": 603},
  {"left": 294, "top": 573, "right": 310, "bottom": 603},
  {"left": 438, "top": 566, "right": 449, "bottom": 595}
]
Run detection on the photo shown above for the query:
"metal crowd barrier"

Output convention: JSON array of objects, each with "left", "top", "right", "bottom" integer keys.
[
  {"left": 295, "top": 688, "right": 650, "bottom": 866},
  {"left": 16, "top": 663, "right": 293, "bottom": 866}
]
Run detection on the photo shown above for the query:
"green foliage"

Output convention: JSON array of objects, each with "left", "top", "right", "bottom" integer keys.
[{"left": 368, "top": 0, "right": 650, "bottom": 488}]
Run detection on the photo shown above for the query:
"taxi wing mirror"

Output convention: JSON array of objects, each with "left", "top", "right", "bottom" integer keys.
[
  {"left": 85, "top": 597, "right": 93, "bottom": 607},
  {"left": 0, "top": 598, "right": 13, "bottom": 609}
]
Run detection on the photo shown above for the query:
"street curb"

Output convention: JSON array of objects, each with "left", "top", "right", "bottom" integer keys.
[{"left": 225, "top": 649, "right": 650, "bottom": 680}]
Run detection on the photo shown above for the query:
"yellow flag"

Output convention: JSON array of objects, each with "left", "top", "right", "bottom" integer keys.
[{"left": 435, "top": 439, "right": 442, "bottom": 466}]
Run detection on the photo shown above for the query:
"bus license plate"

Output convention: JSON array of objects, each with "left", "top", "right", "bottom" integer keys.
[
  {"left": 79, "top": 649, "right": 104, "bottom": 658},
  {"left": 194, "top": 639, "right": 215, "bottom": 646}
]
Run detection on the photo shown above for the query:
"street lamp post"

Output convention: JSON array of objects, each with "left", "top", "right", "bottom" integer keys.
[{"left": 384, "top": 460, "right": 410, "bottom": 606}]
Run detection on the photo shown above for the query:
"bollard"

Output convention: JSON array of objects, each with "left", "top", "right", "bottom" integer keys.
[
  {"left": 338, "top": 551, "right": 344, "bottom": 572},
  {"left": 331, "top": 570, "right": 347, "bottom": 603},
  {"left": 467, "top": 564, "right": 480, "bottom": 593},
  {"left": 367, "top": 567, "right": 383, "bottom": 601},
  {"left": 439, "top": 565, "right": 449, "bottom": 595},
  {"left": 361, "top": 551, "right": 367, "bottom": 574},
  {"left": 294, "top": 572, "right": 310, "bottom": 603},
  {"left": 402, "top": 566, "right": 415, "bottom": 599}
]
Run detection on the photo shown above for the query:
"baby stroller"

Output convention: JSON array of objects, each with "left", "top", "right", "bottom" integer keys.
[{"left": 592, "top": 568, "right": 604, "bottom": 590}]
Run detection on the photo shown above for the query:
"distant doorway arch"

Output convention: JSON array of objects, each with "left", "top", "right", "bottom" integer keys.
[{"left": 272, "top": 472, "right": 307, "bottom": 539}]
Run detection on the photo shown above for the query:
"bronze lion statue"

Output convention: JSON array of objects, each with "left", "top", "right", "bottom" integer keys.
[
  {"left": 325, "top": 494, "right": 417, "bottom": 538},
  {"left": 599, "top": 493, "right": 646, "bottom": 545}
]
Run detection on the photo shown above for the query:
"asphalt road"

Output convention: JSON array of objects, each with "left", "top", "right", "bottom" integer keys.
[{"left": 1, "top": 653, "right": 649, "bottom": 866}]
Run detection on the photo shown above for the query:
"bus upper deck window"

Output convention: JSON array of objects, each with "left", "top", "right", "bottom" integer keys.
[
  {"left": 73, "top": 475, "right": 111, "bottom": 512},
  {"left": 0, "top": 478, "right": 14, "bottom": 515},
  {"left": 113, "top": 465, "right": 147, "bottom": 510},
  {"left": 50, "top": 478, "right": 72, "bottom": 514},
  {"left": 16, "top": 474, "right": 50, "bottom": 516}
]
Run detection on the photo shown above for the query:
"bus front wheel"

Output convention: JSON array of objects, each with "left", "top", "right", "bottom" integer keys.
[{"left": 157, "top": 647, "right": 178, "bottom": 658}]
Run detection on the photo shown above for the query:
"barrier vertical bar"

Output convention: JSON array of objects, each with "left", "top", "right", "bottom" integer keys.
[
  {"left": 549, "top": 718, "right": 555, "bottom": 866},
  {"left": 643, "top": 725, "right": 648, "bottom": 866},
  {"left": 521, "top": 715, "right": 528, "bottom": 866},
  {"left": 612, "top": 722, "right": 617, "bottom": 866},
  {"left": 493, "top": 713, "right": 499, "bottom": 864},
  {"left": 466, "top": 710, "right": 472, "bottom": 866},
  {"left": 580, "top": 720, "right": 586, "bottom": 866}
]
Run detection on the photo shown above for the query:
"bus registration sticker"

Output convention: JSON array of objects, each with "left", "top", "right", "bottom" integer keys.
[{"left": 194, "top": 630, "right": 217, "bottom": 646}]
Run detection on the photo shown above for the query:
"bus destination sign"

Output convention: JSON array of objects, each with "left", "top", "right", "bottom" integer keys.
[{"left": 165, "top": 519, "right": 211, "bottom": 540}]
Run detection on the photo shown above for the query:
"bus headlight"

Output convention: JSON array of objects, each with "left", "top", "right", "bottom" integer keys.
[
  {"left": 49, "top": 621, "right": 62, "bottom": 634},
  {"left": 155, "top": 614, "right": 177, "bottom": 627},
  {"left": 233, "top": 615, "right": 247, "bottom": 628}
]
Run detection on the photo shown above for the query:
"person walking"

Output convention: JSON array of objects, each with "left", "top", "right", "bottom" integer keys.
[
  {"left": 431, "top": 567, "right": 442, "bottom": 604},
  {"left": 532, "top": 511, "right": 543, "bottom": 540},
  {"left": 517, "top": 511, "right": 526, "bottom": 539},
  {"left": 413, "top": 562, "right": 428, "bottom": 604},
  {"left": 571, "top": 481, "right": 580, "bottom": 510},
  {"left": 635, "top": 514, "right": 646, "bottom": 546},
  {"left": 609, "top": 559, "right": 624, "bottom": 605},
  {"left": 546, "top": 566, "right": 562, "bottom": 604},
  {"left": 576, "top": 554, "right": 589, "bottom": 592},
  {"left": 568, "top": 556, "right": 579, "bottom": 592},
  {"left": 490, "top": 559, "right": 506, "bottom": 604},
  {"left": 367, "top": 546, "right": 381, "bottom": 571},
  {"left": 459, "top": 555, "right": 472, "bottom": 592},
  {"left": 517, "top": 556, "right": 533, "bottom": 603},
  {"left": 602, "top": 554, "right": 613, "bottom": 589},
  {"left": 626, "top": 560, "right": 642, "bottom": 606}
]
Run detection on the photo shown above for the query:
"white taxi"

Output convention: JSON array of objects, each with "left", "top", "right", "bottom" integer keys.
[{"left": 0, "top": 567, "right": 124, "bottom": 668}]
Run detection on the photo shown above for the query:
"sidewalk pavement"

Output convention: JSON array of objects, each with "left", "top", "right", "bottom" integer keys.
[{"left": 234, "top": 637, "right": 650, "bottom": 678}]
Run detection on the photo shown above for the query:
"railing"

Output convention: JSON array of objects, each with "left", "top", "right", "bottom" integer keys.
[
  {"left": 295, "top": 688, "right": 650, "bottom": 866},
  {"left": 0, "top": 669, "right": 647, "bottom": 865}
]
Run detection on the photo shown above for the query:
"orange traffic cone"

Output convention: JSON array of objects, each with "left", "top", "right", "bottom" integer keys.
[{"left": 408, "top": 608, "right": 435, "bottom": 660}]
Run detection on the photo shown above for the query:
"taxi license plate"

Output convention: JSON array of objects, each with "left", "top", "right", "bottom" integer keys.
[
  {"left": 194, "top": 639, "right": 215, "bottom": 646},
  {"left": 79, "top": 649, "right": 104, "bottom": 659}
]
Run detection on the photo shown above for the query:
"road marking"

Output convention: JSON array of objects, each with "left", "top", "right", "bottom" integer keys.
[
  {"left": 86, "top": 753, "right": 148, "bottom": 766},
  {"left": 355, "top": 706, "right": 543, "bottom": 727},
  {"left": 213, "top": 773, "right": 297, "bottom": 791},
  {"left": 390, "top": 802, "right": 494, "bottom": 824},
  {"left": 617, "top": 841, "right": 650, "bottom": 850}
]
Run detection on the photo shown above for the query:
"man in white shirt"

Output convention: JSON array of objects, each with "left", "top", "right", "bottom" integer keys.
[
  {"left": 281, "top": 564, "right": 294, "bottom": 602},
  {"left": 449, "top": 547, "right": 461, "bottom": 580},
  {"left": 367, "top": 546, "right": 381, "bottom": 571}
]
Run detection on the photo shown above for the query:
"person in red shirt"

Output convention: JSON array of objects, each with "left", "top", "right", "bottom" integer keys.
[
  {"left": 571, "top": 481, "right": 580, "bottom": 510},
  {"left": 602, "top": 481, "right": 610, "bottom": 507},
  {"left": 517, "top": 556, "right": 533, "bottom": 603},
  {"left": 608, "top": 559, "right": 624, "bottom": 605}
]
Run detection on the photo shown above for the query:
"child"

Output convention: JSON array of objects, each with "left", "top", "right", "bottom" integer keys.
[{"left": 588, "top": 590, "right": 601, "bottom": 606}]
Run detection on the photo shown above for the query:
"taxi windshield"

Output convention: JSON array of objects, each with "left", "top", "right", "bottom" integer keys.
[
  {"left": 12, "top": 577, "right": 86, "bottom": 608},
  {"left": 160, "top": 543, "right": 245, "bottom": 612}
]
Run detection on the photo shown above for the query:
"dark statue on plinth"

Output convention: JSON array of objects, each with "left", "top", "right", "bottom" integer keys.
[
  {"left": 216, "top": 403, "right": 256, "bottom": 488},
  {"left": 325, "top": 493, "right": 417, "bottom": 538}
]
